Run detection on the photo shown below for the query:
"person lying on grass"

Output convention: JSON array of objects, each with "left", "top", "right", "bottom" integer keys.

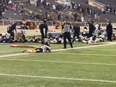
[{"left": 22, "top": 42, "right": 51, "bottom": 53}]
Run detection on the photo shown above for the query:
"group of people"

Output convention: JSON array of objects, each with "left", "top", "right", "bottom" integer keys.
[
  {"left": 102, "top": 5, "right": 116, "bottom": 15},
  {"left": 0, "top": 19, "right": 114, "bottom": 53},
  {"left": 38, "top": 20, "right": 114, "bottom": 49},
  {"left": 1, "top": 0, "right": 115, "bottom": 23},
  {"left": 0, "top": 20, "right": 114, "bottom": 48},
  {"left": 20, "top": 20, "right": 39, "bottom": 30}
]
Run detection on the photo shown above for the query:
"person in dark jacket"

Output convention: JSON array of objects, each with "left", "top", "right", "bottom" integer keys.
[
  {"left": 88, "top": 21, "right": 95, "bottom": 37},
  {"left": 106, "top": 22, "right": 113, "bottom": 41},
  {"left": 73, "top": 22, "right": 80, "bottom": 42},
  {"left": 0, "top": 7, "right": 2, "bottom": 19},
  {"left": 39, "top": 21, "right": 48, "bottom": 43},
  {"left": 7, "top": 22, "right": 17, "bottom": 40},
  {"left": 73, "top": 13, "right": 78, "bottom": 21}
]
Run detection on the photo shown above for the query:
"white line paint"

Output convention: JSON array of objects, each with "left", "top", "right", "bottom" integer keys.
[
  {"left": 0, "top": 53, "right": 29, "bottom": 58},
  {"left": 52, "top": 42, "right": 116, "bottom": 52},
  {"left": 0, "top": 73, "right": 116, "bottom": 83},
  {"left": 0, "top": 59, "right": 116, "bottom": 66},
  {"left": 0, "top": 42, "right": 116, "bottom": 58},
  {"left": 50, "top": 53, "right": 116, "bottom": 57}
]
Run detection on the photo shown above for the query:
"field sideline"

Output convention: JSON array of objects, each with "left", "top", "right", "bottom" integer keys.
[{"left": 0, "top": 42, "right": 115, "bottom": 58}]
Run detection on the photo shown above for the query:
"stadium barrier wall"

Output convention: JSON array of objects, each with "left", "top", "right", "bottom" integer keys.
[
  {"left": 0, "top": 20, "right": 87, "bottom": 26},
  {"left": 0, "top": 20, "right": 113, "bottom": 26},
  {"left": 0, "top": 20, "right": 116, "bottom": 31}
]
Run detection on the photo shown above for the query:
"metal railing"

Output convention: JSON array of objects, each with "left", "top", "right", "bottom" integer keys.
[{"left": 0, "top": 20, "right": 86, "bottom": 26}]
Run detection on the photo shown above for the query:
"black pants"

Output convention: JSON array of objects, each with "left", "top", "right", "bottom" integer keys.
[
  {"left": 73, "top": 32, "right": 80, "bottom": 42},
  {"left": 40, "top": 30, "right": 44, "bottom": 44},
  {"left": 89, "top": 31, "right": 93, "bottom": 37},
  {"left": 40, "top": 30, "right": 44, "bottom": 40},
  {"left": 35, "top": 48, "right": 43, "bottom": 53},
  {"left": 40, "top": 29, "right": 48, "bottom": 44},
  {"left": 45, "top": 29, "right": 48, "bottom": 38},
  {"left": 40, "top": 29, "right": 48, "bottom": 39},
  {"left": 107, "top": 32, "right": 112, "bottom": 41},
  {"left": 63, "top": 32, "right": 73, "bottom": 48},
  {"left": 0, "top": 11, "right": 2, "bottom": 18},
  {"left": 8, "top": 31, "right": 14, "bottom": 40},
  {"left": 73, "top": 32, "right": 80, "bottom": 38}
]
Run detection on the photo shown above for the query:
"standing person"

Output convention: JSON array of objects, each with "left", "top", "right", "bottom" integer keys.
[
  {"left": 106, "top": 22, "right": 113, "bottom": 41},
  {"left": 62, "top": 21, "right": 73, "bottom": 49},
  {"left": 7, "top": 22, "right": 17, "bottom": 40},
  {"left": 88, "top": 21, "right": 95, "bottom": 37},
  {"left": 39, "top": 21, "right": 48, "bottom": 44},
  {"left": 95, "top": 22, "right": 99, "bottom": 37},
  {"left": 73, "top": 22, "right": 80, "bottom": 42},
  {"left": 0, "top": 7, "right": 2, "bottom": 19},
  {"left": 73, "top": 12, "right": 78, "bottom": 21},
  {"left": 58, "top": 13, "right": 61, "bottom": 21}
]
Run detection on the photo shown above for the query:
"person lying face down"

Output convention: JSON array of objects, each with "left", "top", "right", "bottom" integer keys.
[{"left": 22, "top": 42, "right": 51, "bottom": 53}]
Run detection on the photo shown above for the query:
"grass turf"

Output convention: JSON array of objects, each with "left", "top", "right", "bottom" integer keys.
[
  {"left": 0, "top": 42, "right": 90, "bottom": 55},
  {"left": 0, "top": 42, "right": 116, "bottom": 87}
]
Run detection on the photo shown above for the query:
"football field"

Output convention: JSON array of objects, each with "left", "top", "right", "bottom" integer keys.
[{"left": 0, "top": 42, "right": 116, "bottom": 87}]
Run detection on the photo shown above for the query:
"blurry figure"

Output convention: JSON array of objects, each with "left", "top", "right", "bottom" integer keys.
[
  {"left": 7, "top": 22, "right": 17, "bottom": 40},
  {"left": 39, "top": 21, "right": 48, "bottom": 44},
  {"left": 106, "top": 22, "right": 113, "bottom": 41}
]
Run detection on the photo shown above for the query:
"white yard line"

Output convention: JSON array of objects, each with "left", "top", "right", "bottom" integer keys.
[
  {"left": 0, "top": 73, "right": 116, "bottom": 83},
  {"left": 0, "top": 42, "right": 116, "bottom": 58},
  {"left": 52, "top": 42, "right": 116, "bottom": 52},
  {"left": 0, "top": 43, "right": 116, "bottom": 83},
  {"left": 0, "top": 53, "right": 29, "bottom": 58},
  {"left": 50, "top": 53, "right": 116, "bottom": 57},
  {"left": 0, "top": 59, "right": 116, "bottom": 66}
]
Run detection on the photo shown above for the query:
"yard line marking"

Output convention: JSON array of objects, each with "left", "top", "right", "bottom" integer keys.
[
  {"left": 0, "top": 59, "right": 116, "bottom": 66},
  {"left": 0, "top": 53, "right": 30, "bottom": 58},
  {"left": 50, "top": 53, "right": 116, "bottom": 57},
  {"left": 0, "top": 73, "right": 116, "bottom": 83},
  {"left": 52, "top": 42, "right": 116, "bottom": 52},
  {"left": 0, "top": 42, "right": 116, "bottom": 58}
]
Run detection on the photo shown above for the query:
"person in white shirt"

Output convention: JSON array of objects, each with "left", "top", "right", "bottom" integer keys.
[
  {"left": 8, "top": 0, "right": 12, "bottom": 5},
  {"left": 52, "top": 5, "right": 56, "bottom": 10},
  {"left": 95, "top": 23, "right": 99, "bottom": 37},
  {"left": 41, "top": 0, "right": 44, "bottom": 3},
  {"left": 64, "top": 1, "right": 67, "bottom": 8}
]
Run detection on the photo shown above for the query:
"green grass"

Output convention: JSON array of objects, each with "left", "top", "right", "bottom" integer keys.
[
  {"left": 0, "top": 42, "right": 116, "bottom": 87},
  {"left": 0, "top": 42, "right": 89, "bottom": 55}
]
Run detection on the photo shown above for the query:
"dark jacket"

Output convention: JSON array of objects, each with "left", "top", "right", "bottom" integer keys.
[
  {"left": 39, "top": 23, "right": 48, "bottom": 31},
  {"left": 8, "top": 22, "right": 17, "bottom": 32},
  {"left": 89, "top": 23, "right": 95, "bottom": 33},
  {"left": 106, "top": 24, "right": 113, "bottom": 33},
  {"left": 73, "top": 24, "right": 80, "bottom": 33}
]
